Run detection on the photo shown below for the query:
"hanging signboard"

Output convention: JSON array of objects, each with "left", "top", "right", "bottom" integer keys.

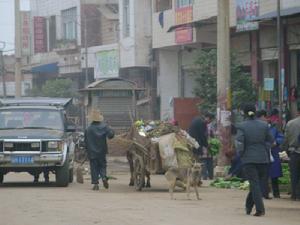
[
  {"left": 264, "top": 78, "right": 274, "bottom": 91},
  {"left": 95, "top": 49, "right": 119, "bottom": 79},
  {"left": 236, "top": 0, "right": 259, "bottom": 32},
  {"left": 34, "top": 16, "right": 47, "bottom": 53},
  {"left": 175, "top": 1, "right": 193, "bottom": 44},
  {"left": 21, "top": 12, "right": 30, "bottom": 56}
]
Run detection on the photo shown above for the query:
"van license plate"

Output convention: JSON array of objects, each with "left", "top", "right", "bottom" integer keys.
[{"left": 11, "top": 156, "right": 33, "bottom": 164}]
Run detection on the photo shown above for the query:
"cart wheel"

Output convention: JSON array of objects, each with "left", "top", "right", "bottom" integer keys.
[{"left": 134, "top": 156, "right": 145, "bottom": 191}]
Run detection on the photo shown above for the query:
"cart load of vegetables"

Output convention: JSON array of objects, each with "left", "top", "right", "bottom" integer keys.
[
  {"left": 208, "top": 138, "right": 221, "bottom": 156},
  {"left": 133, "top": 120, "right": 199, "bottom": 169},
  {"left": 135, "top": 120, "right": 180, "bottom": 138},
  {"left": 210, "top": 177, "right": 249, "bottom": 190}
]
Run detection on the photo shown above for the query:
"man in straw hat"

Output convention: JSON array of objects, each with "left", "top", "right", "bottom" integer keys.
[{"left": 85, "top": 109, "right": 114, "bottom": 190}]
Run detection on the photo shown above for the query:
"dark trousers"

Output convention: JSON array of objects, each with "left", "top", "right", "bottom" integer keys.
[
  {"left": 260, "top": 164, "right": 270, "bottom": 198},
  {"left": 289, "top": 152, "right": 300, "bottom": 199},
  {"left": 201, "top": 158, "right": 214, "bottom": 180},
  {"left": 90, "top": 157, "right": 107, "bottom": 185},
  {"left": 243, "top": 164, "right": 268, "bottom": 213},
  {"left": 271, "top": 178, "right": 280, "bottom": 197}
]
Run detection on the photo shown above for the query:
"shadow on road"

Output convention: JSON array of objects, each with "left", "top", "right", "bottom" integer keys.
[{"left": 0, "top": 182, "right": 59, "bottom": 188}]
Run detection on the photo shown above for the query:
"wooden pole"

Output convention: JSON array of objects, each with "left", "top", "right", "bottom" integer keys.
[
  {"left": 216, "top": 0, "right": 231, "bottom": 169},
  {"left": 15, "top": 0, "right": 22, "bottom": 98}
]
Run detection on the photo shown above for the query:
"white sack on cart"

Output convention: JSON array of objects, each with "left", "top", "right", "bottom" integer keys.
[{"left": 158, "top": 133, "right": 178, "bottom": 169}]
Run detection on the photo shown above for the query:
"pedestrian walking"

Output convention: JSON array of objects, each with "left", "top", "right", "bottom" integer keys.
[
  {"left": 282, "top": 109, "right": 300, "bottom": 201},
  {"left": 85, "top": 109, "right": 114, "bottom": 191},
  {"left": 203, "top": 113, "right": 216, "bottom": 180},
  {"left": 188, "top": 115, "right": 208, "bottom": 165},
  {"left": 236, "top": 104, "right": 274, "bottom": 216}
]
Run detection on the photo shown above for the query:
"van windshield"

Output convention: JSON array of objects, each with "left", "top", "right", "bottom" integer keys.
[{"left": 0, "top": 108, "right": 64, "bottom": 131}]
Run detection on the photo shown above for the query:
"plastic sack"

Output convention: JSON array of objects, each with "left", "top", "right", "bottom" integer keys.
[{"left": 158, "top": 133, "right": 178, "bottom": 169}]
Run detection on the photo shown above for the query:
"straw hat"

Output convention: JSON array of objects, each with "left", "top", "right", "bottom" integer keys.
[{"left": 89, "top": 109, "right": 104, "bottom": 122}]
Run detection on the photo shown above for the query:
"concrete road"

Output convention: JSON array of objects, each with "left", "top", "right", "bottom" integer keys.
[{"left": 0, "top": 166, "right": 299, "bottom": 225}]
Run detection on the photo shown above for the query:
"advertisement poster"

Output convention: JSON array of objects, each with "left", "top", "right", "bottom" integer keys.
[
  {"left": 264, "top": 78, "right": 274, "bottom": 91},
  {"left": 236, "top": 0, "right": 259, "bottom": 32},
  {"left": 21, "top": 12, "right": 30, "bottom": 56},
  {"left": 34, "top": 16, "right": 47, "bottom": 53},
  {"left": 175, "top": 1, "right": 193, "bottom": 44},
  {"left": 95, "top": 49, "right": 119, "bottom": 79}
]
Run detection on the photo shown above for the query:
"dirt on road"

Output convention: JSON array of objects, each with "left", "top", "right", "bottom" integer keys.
[{"left": 0, "top": 159, "right": 299, "bottom": 225}]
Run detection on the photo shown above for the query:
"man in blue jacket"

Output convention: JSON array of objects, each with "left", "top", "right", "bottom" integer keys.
[{"left": 85, "top": 109, "right": 114, "bottom": 191}]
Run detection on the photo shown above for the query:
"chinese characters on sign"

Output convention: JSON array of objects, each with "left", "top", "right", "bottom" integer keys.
[
  {"left": 175, "top": 1, "right": 193, "bottom": 44},
  {"left": 236, "top": 0, "right": 259, "bottom": 32},
  {"left": 95, "top": 49, "right": 119, "bottom": 79},
  {"left": 21, "top": 12, "right": 30, "bottom": 56},
  {"left": 34, "top": 17, "right": 47, "bottom": 53}
]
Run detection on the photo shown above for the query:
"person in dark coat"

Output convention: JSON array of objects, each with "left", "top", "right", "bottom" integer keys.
[
  {"left": 85, "top": 110, "right": 114, "bottom": 191},
  {"left": 188, "top": 116, "right": 208, "bottom": 160},
  {"left": 236, "top": 104, "right": 274, "bottom": 217},
  {"left": 282, "top": 110, "right": 300, "bottom": 201}
]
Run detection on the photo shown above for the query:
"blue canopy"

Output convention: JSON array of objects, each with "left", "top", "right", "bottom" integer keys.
[{"left": 31, "top": 63, "right": 58, "bottom": 74}]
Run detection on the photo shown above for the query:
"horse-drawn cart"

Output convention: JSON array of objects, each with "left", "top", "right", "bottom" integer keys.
[{"left": 126, "top": 122, "right": 199, "bottom": 191}]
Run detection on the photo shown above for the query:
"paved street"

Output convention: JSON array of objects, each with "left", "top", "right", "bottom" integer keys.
[{"left": 0, "top": 160, "right": 299, "bottom": 225}]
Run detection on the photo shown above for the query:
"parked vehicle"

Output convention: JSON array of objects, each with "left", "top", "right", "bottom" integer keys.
[{"left": 0, "top": 98, "right": 76, "bottom": 187}]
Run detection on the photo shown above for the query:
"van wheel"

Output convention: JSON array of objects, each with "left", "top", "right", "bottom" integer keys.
[
  {"left": 56, "top": 155, "right": 70, "bottom": 187},
  {"left": 0, "top": 173, "right": 3, "bottom": 184},
  {"left": 69, "top": 169, "right": 73, "bottom": 183}
]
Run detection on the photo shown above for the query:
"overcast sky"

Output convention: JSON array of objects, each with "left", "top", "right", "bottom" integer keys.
[{"left": 0, "top": 0, "right": 30, "bottom": 54}]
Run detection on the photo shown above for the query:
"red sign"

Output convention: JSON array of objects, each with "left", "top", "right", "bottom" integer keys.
[
  {"left": 21, "top": 12, "right": 30, "bottom": 55},
  {"left": 175, "top": 26, "right": 193, "bottom": 44},
  {"left": 34, "top": 17, "right": 47, "bottom": 53},
  {"left": 175, "top": 6, "right": 193, "bottom": 44}
]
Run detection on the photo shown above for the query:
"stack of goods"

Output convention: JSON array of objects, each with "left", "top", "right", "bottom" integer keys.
[
  {"left": 134, "top": 120, "right": 199, "bottom": 169},
  {"left": 208, "top": 138, "right": 221, "bottom": 156},
  {"left": 210, "top": 177, "right": 249, "bottom": 190},
  {"left": 134, "top": 120, "right": 179, "bottom": 138}
]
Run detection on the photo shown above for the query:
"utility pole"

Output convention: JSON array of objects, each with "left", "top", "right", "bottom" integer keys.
[
  {"left": 83, "top": 0, "right": 89, "bottom": 129},
  {"left": 0, "top": 50, "right": 7, "bottom": 99},
  {"left": 216, "top": 0, "right": 231, "bottom": 170},
  {"left": 15, "top": 0, "right": 22, "bottom": 98},
  {"left": 84, "top": 3, "right": 89, "bottom": 87},
  {"left": 277, "top": 0, "right": 284, "bottom": 123}
]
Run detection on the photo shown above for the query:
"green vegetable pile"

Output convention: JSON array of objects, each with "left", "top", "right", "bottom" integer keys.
[
  {"left": 278, "top": 163, "right": 290, "bottom": 185},
  {"left": 208, "top": 138, "right": 221, "bottom": 156},
  {"left": 210, "top": 177, "right": 249, "bottom": 190}
]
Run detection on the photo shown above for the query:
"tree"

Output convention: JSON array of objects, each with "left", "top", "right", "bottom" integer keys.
[
  {"left": 193, "top": 49, "right": 257, "bottom": 113},
  {"left": 29, "top": 78, "right": 76, "bottom": 98}
]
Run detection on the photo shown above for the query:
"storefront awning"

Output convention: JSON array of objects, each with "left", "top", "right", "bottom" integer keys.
[
  {"left": 167, "top": 16, "right": 216, "bottom": 33},
  {"left": 31, "top": 63, "right": 58, "bottom": 74},
  {"left": 250, "top": 6, "right": 300, "bottom": 22}
]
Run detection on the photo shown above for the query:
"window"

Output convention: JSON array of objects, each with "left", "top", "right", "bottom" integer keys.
[
  {"left": 156, "top": 0, "right": 172, "bottom": 12},
  {"left": 123, "top": 0, "right": 130, "bottom": 37},
  {"left": 0, "top": 109, "right": 64, "bottom": 131},
  {"left": 62, "top": 7, "right": 77, "bottom": 40},
  {"left": 176, "top": 0, "right": 193, "bottom": 8}
]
